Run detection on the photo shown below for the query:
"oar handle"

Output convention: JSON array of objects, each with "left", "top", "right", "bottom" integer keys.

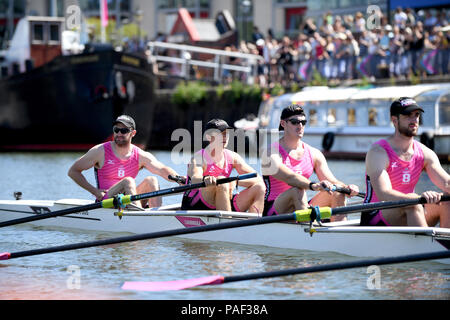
[
  {"left": 216, "top": 173, "right": 257, "bottom": 185},
  {"left": 168, "top": 175, "right": 187, "bottom": 184},
  {"left": 331, "top": 185, "right": 365, "bottom": 198}
]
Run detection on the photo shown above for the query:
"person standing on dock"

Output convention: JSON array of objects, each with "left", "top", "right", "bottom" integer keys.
[
  {"left": 362, "top": 97, "right": 450, "bottom": 227},
  {"left": 68, "top": 115, "right": 183, "bottom": 208},
  {"left": 181, "top": 119, "right": 265, "bottom": 214},
  {"left": 261, "top": 104, "right": 360, "bottom": 218}
]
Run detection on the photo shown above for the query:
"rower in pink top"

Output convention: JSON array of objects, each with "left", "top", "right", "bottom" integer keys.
[
  {"left": 68, "top": 115, "right": 183, "bottom": 208},
  {"left": 181, "top": 119, "right": 265, "bottom": 213},
  {"left": 264, "top": 141, "right": 314, "bottom": 202},
  {"left": 261, "top": 104, "right": 360, "bottom": 217},
  {"left": 95, "top": 141, "right": 140, "bottom": 195},
  {"left": 362, "top": 97, "right": 450, "bottom": 227}
]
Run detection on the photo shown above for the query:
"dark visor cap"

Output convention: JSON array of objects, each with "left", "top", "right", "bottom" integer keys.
[
  {"left": 114, "top": 115, "right": 136, "bottom": 129},
  {"left": 390, "top": 97, "right": 424, "bottom": 116},
  {"left": 205, "top": 119, "right": 233, "bottom": 132}
]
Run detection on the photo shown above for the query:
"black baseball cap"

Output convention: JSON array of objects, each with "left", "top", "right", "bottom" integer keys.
[
  {"left": 279, "top": 104, "right": 306, "bottom": 130},
  {"left": 205, "top": 119, "right": 233, "bottom": 132},
  {"left": 114, "top": 115, "right": 136, "bottom": 129},
  {"left": 390, "top": 97, "right": 424, "bottom": 116}
]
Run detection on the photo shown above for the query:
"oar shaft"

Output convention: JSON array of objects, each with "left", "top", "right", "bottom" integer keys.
[
  {"left": 0, "top": 202, "right": 103, "bottom": 228},
  {"left": 331, "top": 195, "right": 450, "bottom": 216},
  {"left": 129, "top": 173, "right": 256, "bottom": 202},
  {"left": 223, "top": 250, "right": 450, "bottom": 284},
  {"left": 121, "top": 250, "right": 450, "bottom": 291},
  {"left": 3, "top": 207, "right": 293, "bottom": 260}
]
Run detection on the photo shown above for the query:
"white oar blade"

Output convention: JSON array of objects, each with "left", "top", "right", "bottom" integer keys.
[{"left": 122, "top": 275, "right": 224, "bottom": 292}]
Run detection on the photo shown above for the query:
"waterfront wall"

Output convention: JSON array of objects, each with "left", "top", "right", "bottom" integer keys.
[{"left": 148, "top": 88, "right": 262, "bottom": 151}]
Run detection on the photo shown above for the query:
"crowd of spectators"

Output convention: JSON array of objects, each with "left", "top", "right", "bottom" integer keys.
[{"left": 226, "top": 7, "right": 449, "bottom": 87}]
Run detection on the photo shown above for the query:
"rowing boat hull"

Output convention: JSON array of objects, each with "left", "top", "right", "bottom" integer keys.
[{"left": 0, "top": 199, "right": 449, "bottom": 263}]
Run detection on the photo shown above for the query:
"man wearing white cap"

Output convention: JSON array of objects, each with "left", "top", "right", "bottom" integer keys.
[{"left": 68, "top": 115, "right": 183, "bottom": 208}]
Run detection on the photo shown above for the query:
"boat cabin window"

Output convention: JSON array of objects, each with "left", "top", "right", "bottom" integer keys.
[
  {"left": 367, "top": 99, "right": 390, "bottom": 127},
  {"left": 347, "top": 108, "right": 356, "bottom": 125},
  {"left": 327, "top": 108, "right": 336, "bottom": 125},
  {"left": 49, "top": 24, "right": 60, "bottom": 43},
  {"left": 309, "top": 109, "right": 318, "bottom": 126},
  {"left": 305, "top": 102, "right": 327, "bottom": 126},
  {"left": 439, "top": 93, "right": 450, "bottom": 125},
  {"left": 32, "top": 23, "right": 44, "bottom": 42},
  {"left": 30, "top": 22, "right": 62, "bottom": 45},
  {"left": 368, "top": 108, "right": 377, "bottom": 126}
]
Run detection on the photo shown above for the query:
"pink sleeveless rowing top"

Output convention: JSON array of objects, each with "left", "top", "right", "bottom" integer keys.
[
  {"left": 365, "top": 139, "right": 424, "bottom": 203},
  {"left": 95, "top": 142, "right": 140, "bottom": 190},
  {"left": 264, "top": 142, "right": 315, "bottom": 201},
  {"left": 194, "top": 148, "right": 234, "bottom": 178}
]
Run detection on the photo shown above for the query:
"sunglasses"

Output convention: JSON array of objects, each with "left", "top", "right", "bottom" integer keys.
[
  {"left": 113, "top": 126, "right": 131, "bottom": 134},
  {"left": 286, "top": 118, "right": 307, "bottom": 126}
]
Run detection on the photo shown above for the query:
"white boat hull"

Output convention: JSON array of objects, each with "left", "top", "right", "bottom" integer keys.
[{"left": 0, "top": 199, "right": 449, "bottom": 263}]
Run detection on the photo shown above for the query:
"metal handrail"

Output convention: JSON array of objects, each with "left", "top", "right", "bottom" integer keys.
[{"left": 147, "top": 41, "right": 263, "bottom": 84}]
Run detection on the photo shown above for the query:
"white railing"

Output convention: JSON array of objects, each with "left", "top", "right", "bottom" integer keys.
[{"left": 147, "top": 41, "right": 264, "bottom": 84}]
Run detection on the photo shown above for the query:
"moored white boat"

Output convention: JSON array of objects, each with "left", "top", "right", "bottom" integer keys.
[
  {"left": 0, "top": 198, "right": 449, "bottom": 264},
  {"left": 256, "top": 84, "right": 450, "bottom": 163}
]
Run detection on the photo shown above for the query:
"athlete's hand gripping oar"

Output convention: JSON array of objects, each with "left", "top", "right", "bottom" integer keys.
[
  {"left": 0, "top": 173, "right": 257, "bottom": 229},
  {"left": 1, "top": 195, "right": 447, "bottom": 261},
  {"left": 121, "top": 250, "right": 450, "bottom": 291}
]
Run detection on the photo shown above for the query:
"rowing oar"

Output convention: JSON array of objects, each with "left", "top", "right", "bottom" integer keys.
[
  {"left": 330, "top": 185, "right": 365, "bottom": 198},
  {"left": 121, "top": 250, "right": 450, "bottom": 291},
  {"left": 168, "top": 175, "right": 187, "bottom": 184},
  {"left": 0, "top": 172, "right": 257, "bottom": 229},
  {"left": 1, "top": 195, "right": 448, "bottom": 261}
]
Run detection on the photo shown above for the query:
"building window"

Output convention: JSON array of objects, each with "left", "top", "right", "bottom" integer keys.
[
  {"left": 47, "top": 0, "right": 64, "bottom": 16},
  {"left": 276, "top": 0, "right": 306, "bottom": 3},
  {"left": 306, "top": 0, "right": 339, "bottom": 11},
  {"left": 79, "top": 0, "right": 131, "bottom": 12},
  {"left": 439, "top": 93, "right": 450, "bottom": 126},
  {"left": 0, "top": 0, "right": 8, "bottom": 17},
  {"left": 0, "top": 0, "right": 25, "bottom": 17},
  {"left": 158, "top": 0, "right": 210, "bottom": 9},
  {"left": 235, "top": 0, "right": 253, "bottom": 42}
]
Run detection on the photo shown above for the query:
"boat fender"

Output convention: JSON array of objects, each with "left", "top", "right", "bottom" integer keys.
[
  {"left": 25, "top": 59, "right": 34, "bottom": 72},
  {"left": 322, "top": 132, "right": 335, "bottom": 151},
  {"left": 1, "top": 66, "right": 8, "bottom": 78},
  {"left": 420, "top": 131, "right": 434, "bottom": 150}
]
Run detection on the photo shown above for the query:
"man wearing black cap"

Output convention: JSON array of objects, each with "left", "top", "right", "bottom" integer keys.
[
  {"left": 261, "top": 104, "right": 360, "bottom": 217},
  {"left": 362, "top": 97, "right": 449, "bottom": 227},
  {"left": 181, "top": 119, "right": 265, "bottom": 213},
  {"left": 68, "top": 115, "right": 183, "bottom": 208}
]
